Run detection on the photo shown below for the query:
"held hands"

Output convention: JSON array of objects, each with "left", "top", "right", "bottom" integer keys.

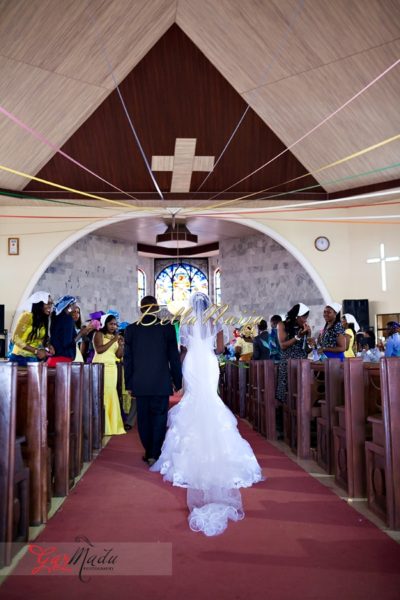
[
  {"left": 299, "top": 324, "right": 311, "bottom": 337},
  {"left": 307, "top": 337, "right": 317, "bottom": 348}
]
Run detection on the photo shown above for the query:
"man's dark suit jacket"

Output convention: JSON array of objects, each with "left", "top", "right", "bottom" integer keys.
[
  {"left": 124, "top": 315, "right": 182, "bottom": 396},
  {"left": 252, "top": 331, "right": 271, "bottom": 361}
]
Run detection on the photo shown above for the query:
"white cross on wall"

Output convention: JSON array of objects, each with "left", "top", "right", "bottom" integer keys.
[
  {"left": 151, "top": 138, "right": 214, "bottom": 193},
  {"left": 366, "top": 243, "right": 400, "bottom": 291}
]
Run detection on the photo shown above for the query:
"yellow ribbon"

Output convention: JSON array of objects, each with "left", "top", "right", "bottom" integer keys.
[{"left": 0, "top": 164, "right": 159, "bottom": 212}]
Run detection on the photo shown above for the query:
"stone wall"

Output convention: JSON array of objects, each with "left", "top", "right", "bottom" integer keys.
[
  {"left": 33, "top": 235, "right": 139, "bottom": 322},
  {"left": 219, "top": 233, "right": 325, "bottom": 332},
  {"left": 33, "top": 232, "right": 326, "bottom": 332}
]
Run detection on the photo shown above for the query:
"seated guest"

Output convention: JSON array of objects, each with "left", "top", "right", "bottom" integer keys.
[
  {"left": 93, "top": 313, "right": 126, "bottom": 435},
  {"left": 48, "top": 295, "right": 77, "bottom": 366},
  {"left": 342, "top": 313, "right": 360, "bottom": 358},
  {"left": 234, "top": 324, "right": 255, "bottom": 361},
  {"left": 363, "top": 328, "right": 376, "bottom": 349},
  {"left": 317, "top": 303, "right": 346, "bottom": 361},
  {"left": 252, "top": 320, "right": 272, "bottom": 360},
  {"left": 269, "top": 314, "right": 282, "bottom": 362},
  {"left": 9, "top": 291, "right": 54, "bottom": 366},
  {"left": 384, "top": 321, "right": 400, "bottom": 357}
]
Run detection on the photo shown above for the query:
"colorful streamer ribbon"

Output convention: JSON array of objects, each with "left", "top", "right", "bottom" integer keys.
[{"left": 204, "top": 56, "right": 400, "bottom": 203}]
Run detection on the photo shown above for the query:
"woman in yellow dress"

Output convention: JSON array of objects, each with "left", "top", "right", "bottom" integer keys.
[
  {"left": 9, "top": 291, "right": 54, "bottom": 366},
  {"left": 342, "top": 313, "right": 360, "bottom": 358},
  {"left": 93, "top": 313, "right": 126, "bottom": 436}
]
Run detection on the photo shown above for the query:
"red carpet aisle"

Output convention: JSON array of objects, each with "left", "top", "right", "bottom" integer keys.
[{"left": 2, "top": 423, "right": 400, "bottom": 600}]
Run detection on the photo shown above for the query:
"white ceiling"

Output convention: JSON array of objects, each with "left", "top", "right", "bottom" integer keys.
[{"left": 95, "top": 215, "right": 256, "bottom": 247}]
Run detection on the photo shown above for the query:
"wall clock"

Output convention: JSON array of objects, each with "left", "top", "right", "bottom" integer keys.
[{"left": 314, "top": 236, "right": 330, "bottom": 252}]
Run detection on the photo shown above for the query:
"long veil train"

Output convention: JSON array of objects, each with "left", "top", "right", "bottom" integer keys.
[{"left": 151, "top": 292, "right": 263, "bottom": 536}]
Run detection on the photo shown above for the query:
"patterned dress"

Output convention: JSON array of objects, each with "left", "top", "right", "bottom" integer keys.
[
  {"left": 276, "top": 332, "right": 309, "bottom": 403},
  {"left": 319, "top": 322, "right": 345, "bottom": 360}
]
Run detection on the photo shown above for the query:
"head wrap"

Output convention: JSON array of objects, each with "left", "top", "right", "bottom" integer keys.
[
  {"left": 53, "top": 295, "right": 76, "bottom": 316},
  {"left": 327, "top": 302, "right": 342, "bottom": 314},
  {"left": 100, "top": 313, "right": 116, "bottom": 329},
  {"left": 297, "top": 303, "right": 310, "bottom": 317},
  {"left": 20, "top": 291, "right": 51, "bottom": 312},
  {"left": 89, "top": 310, "right": 105, "bottom": 320},
  {"left": 107, "top": 309, "right": 120, "bottom": 324},
  {"left": 343, "top": 313, "right": 360, "bottom": 332}
]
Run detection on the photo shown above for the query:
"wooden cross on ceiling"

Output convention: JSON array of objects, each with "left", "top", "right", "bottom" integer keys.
[{"left": 151, "top": 138, "right": 214, "bottom": 193}]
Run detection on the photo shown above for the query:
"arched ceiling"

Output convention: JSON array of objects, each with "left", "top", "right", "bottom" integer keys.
[{"left": 0, "top": 0, "right": 399, "bottom": 202}]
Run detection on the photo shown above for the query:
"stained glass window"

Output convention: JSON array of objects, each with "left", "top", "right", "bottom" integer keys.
[
  {"left": 137, "top": 268, "right": 146, "bottom": 305},
  {"left": 214, "top": 268, "right": 221, "bottom": 306},
  {"left": 155, "top": 262, "right": 208, "bottom": 306}
]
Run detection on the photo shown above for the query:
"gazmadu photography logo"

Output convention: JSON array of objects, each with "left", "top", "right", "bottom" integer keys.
[{"left": 10, "top": 536, "right": 172, "bottom": 581}]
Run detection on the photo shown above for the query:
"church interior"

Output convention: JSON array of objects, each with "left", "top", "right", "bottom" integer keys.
[{"left": 1, "top": 1, "right": 400, "bottom": 598}]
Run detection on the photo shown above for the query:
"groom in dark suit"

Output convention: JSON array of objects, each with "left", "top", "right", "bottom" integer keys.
[{"left": 124, "top": 296, "right": 182, "bottom": 466}]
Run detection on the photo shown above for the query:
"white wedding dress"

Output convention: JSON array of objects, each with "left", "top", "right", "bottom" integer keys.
[{"left": 150, "top": 292, "right": 263, "bottom": 536}]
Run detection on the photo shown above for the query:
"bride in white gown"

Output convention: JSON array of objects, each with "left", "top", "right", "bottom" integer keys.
[{"left": 150, "top": 291, "right": 264, "bottom": 536}]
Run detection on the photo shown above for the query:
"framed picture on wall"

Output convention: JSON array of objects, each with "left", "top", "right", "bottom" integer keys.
[{"left": 8, "top": 237, "right": 19, "bottom": 255}]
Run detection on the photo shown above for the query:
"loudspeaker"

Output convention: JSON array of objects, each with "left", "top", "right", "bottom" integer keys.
[
  {"left": 0, "top": 338, "right": 5, "bottom": 359},
  {"left": 342, "top": 299, "right": 369, "bottom": 331},
  {"left": 0, "top": 304, "right": 4, "bottom": 331}
]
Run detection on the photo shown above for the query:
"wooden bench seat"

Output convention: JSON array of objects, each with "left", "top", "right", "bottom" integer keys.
[{"left": 0, "top": 362, "right": 29, "bottom": 568}]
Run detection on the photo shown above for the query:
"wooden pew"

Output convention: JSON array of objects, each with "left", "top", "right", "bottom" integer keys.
[
  {"left": 316, "top": 360, "right": 343, "bottom": 474},
  {"left": 285, "top": 358, "right": 298, "bottom": 448},
  {"left": 260, "top": 360, "right": 276, "bottom": 439},
  {"left": 225, "top": 362, "right": 239, "bottom": 414},
  {"left": 82, "top": 363, "right": 93, "bottom": 462},
  {"left": 238, "top": 362, "right": 249, "bottom": 419},
  {"left": 70, "top": 363, "right": 84, "bottom": 478},
  {"left": 46, "top": 363, "right": 72, "bottom": 497},
  {"left": 0, "top": 362, "right": 29, "bottom": 567},
  {"left": 248, "top": 361, "right": 258, "bottom": 430},
  {"left": 14, "top": 363, "right": 48, "bottom": 525},
  {"left": 334, "top": 359, "right": 377, "bottom": 498},
  {"left": 365, "top": 358, "right": 400, "bottom": 529},
  {"left": 91, "top": 362, "right": 105, "bottom": 450},
  {"left": 287, "top": 359, "right": 312, "bottom": 459}
]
